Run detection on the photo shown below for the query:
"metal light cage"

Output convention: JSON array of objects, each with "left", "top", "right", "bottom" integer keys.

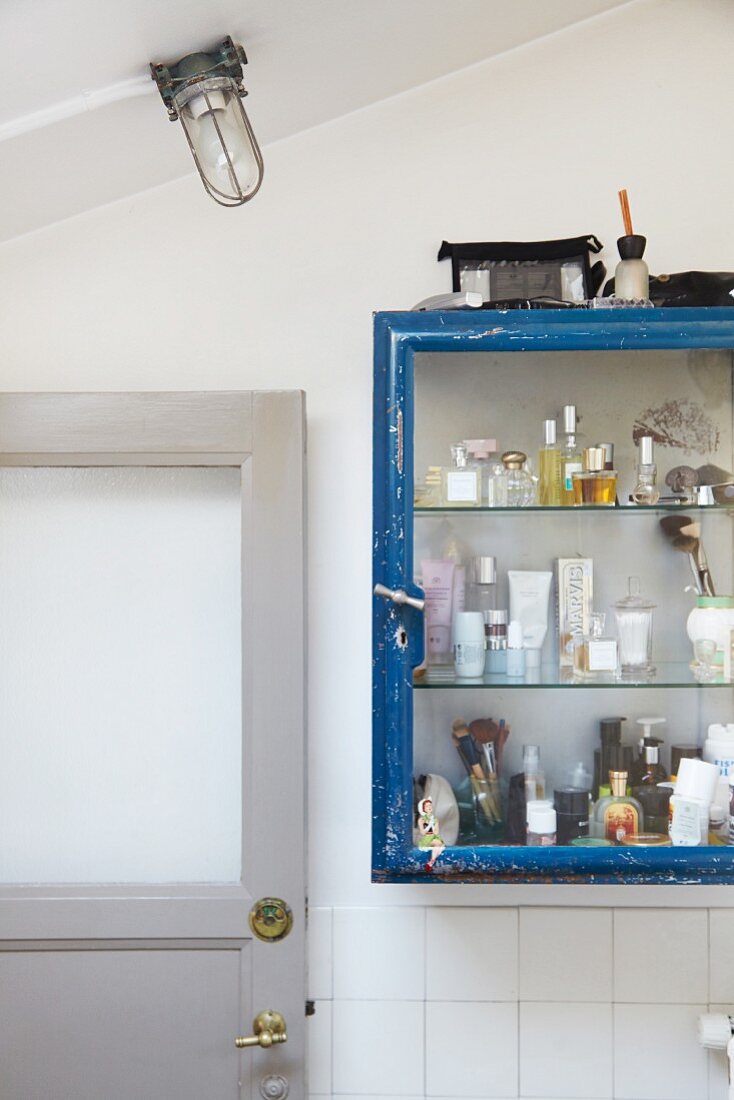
[{"left": 152, "top": 37, "right": 264, "bottom": 208}]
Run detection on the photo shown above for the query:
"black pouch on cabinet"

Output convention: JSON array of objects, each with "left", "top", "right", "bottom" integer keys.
[
  {"left": 603, "top": 269, "right": 734, "bottom": 305},
  {"left": 438, "top": 235, "right": 605, "bottom": 305}
]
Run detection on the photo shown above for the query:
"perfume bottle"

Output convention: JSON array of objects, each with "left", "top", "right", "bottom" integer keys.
[
  {"left": 502, "top": 451, "right": 535, "bottom": 507},
  {"left": 465, "top": 439, "right": 497, "bottom": 504},
  {"left": 560, "top": 404, "right": 583, "bottom": 506},
  {"left": 523, "top": 744, "right": 546, "bottom": 802},
  {"left": 631, "top": 435, "right": 660, "bottom": 505},
  {"left": 538, "top": 419, "right": 562, "bottom": 506},
  {"left": 572, "top": 612, "right": 618, "bottom": 677},
  {"left": 442, "top": 443, "right": 480, "bottom": 507},
  {"left": 486, "top": 461, "right": 508, "bottom": 507},
  {"left": 572, "top": 447, "right": 618, "bottom": 506},
  {"left": 592, "top": 770, "right": 643, "bottom": 842}
]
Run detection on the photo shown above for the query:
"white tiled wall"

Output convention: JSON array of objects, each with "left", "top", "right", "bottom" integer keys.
[{"left": 308, "top": 906, "right": 734, "bottom": 1100}]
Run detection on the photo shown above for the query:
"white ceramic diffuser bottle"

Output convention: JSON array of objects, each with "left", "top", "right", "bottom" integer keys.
[{"left": 614, "top": 189, "right": 649, "bottom": 300}]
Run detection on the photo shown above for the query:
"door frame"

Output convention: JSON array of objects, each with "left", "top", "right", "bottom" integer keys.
[{"left": 0, "top": 391, "right": 307, "bottom": 1095}]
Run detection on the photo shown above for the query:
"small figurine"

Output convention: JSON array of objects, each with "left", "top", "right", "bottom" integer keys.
[{"left": 417, "top": 796, "right": 445, "bottom": 872}]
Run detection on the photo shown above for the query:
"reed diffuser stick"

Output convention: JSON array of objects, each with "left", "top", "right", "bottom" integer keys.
[{"left": 618, "top": 189, "right": 633, "bottom": 236}]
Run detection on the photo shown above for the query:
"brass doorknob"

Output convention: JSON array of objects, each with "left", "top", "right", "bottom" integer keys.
[{"left": 235, "top": 1010, "right": 287, "bottom": 1049}]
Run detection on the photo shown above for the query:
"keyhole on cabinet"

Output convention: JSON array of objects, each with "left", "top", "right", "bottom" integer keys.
[{"left": 395, "top": 627, "right": 408, "bottom": 650}]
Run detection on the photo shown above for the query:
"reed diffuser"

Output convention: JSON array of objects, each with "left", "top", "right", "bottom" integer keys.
[{"left": 615, "top": 188, "right": 649, "bottom": 299}]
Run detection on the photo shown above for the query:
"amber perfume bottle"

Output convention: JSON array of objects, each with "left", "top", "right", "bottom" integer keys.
[
  {"left": 572, "top": 447, "right": 617, "bottom": 506},
  {"left": 592, "top": 770, "right": 642, "bottom": 842}
]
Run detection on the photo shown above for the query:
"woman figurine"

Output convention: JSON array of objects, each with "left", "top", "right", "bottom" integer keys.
[{"left": 417, "top": 796, "right": 445, "bottom": 871}]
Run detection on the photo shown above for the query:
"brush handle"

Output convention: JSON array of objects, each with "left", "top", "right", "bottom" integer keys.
[
  {"left": 695, "top": 541, "right": 716, "bottom": 596},
  {"left": 687, "top": 553, "right": 705, "bottom": 595}
]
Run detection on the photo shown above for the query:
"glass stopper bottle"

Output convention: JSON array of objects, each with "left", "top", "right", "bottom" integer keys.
[
  {"left": 502, "top": 451, "right": 535, "bottom": 507},
  {"left": 631, "top": 435, "right": 660, "bottom": 505},
  {"left": 538, "top": 419, "right": 562, "bottom": 506}
]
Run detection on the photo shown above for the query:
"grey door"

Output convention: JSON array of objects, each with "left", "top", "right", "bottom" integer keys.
[{"left": 0, "top": 392, "right": 306, "bottom": 1100}]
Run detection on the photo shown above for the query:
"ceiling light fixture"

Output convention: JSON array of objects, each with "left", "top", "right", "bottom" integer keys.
[{"left": 151, "top": 36, "right": 263, "bottom": 207}]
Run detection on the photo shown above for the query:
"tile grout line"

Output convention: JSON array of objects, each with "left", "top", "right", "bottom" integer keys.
[
  {"left": 611, "top": 907, "right": 616, "bottom": 1100},
  {"left": 423, "top": 905, "right": 427, "bottom": 1100},
  {"left": 330, "top": 906, "right": 335, "bottom": 1098},
  {"left": 516, "top": 906, "right": 521, "bottom": 1099}
]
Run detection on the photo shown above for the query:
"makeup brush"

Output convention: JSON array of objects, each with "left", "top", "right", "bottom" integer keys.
[
  {"left": 678, "top": 520, "right": 716, "bottom": 596},
  {"left": 659, "top": 514, "right": 705, "bottom": 595},
  {"left": 451, "top": 719, "right": 499, "bottom": 824}
]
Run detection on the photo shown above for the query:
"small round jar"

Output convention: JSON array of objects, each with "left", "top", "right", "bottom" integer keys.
[{"left": 554, "top": 787, "right": 590, "bottom": 844}]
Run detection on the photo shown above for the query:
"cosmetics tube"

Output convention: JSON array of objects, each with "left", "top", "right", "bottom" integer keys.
[
  {"left": 421, "top": 559, "right": 455, "bottom": 664},
  {"left": 508, "top": 570, "right": 552, "bottom": 668}
]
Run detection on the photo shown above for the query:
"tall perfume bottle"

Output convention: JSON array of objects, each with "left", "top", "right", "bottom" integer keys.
[
  {"left": 560, "top": 404, "right": 583, "bottom": 506},
  {"left": 592, "top": 770, "right": 643, "bottom": 842},
  {"left": 538, "top": 419, "right": 562, "bottom": 506},
  {"left": 631, "top": 435, "right": 660, "bottom": 505},
  {"left": 523, "top": 744, "right": 546, "bottom": 802},
  {"left": 441, "top": 443, "right": 480, "bottom": 507},
  {"left": 572, "top": 447, "right": 618, "bottom": 506}
]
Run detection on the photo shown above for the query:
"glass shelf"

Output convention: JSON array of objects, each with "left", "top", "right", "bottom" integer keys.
[
  {"left": 414, "top": 504, "right": 734, "bottom": 516},
  {"left": 414, "top": 662, "right": 731, "bottom": 689}
]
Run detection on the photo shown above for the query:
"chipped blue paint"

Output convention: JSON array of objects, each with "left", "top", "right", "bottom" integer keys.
[{"left": 372, "top": 307, "right": 734, "bottom": 884}]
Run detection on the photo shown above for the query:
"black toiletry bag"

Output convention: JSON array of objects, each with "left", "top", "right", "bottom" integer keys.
[{"left": 438, "top": 235, "right": 606, "bottom": 305}]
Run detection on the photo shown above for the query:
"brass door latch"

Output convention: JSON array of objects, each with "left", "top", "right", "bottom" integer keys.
[{"left": 235, "top": 1009, "right": 287, "bottom": 1049}]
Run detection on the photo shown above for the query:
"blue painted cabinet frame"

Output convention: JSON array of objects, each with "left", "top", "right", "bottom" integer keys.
[{"left": 372, "top": 307, "right": 734, "bottom": 884}]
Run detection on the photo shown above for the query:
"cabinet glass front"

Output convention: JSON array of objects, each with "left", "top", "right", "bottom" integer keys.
[{"left": 412, "top": 345, "right": 734, "bottom": 854}]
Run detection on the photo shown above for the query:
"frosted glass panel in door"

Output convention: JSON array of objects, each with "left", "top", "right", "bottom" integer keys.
[{"left": 0, "top": 468, "right": 242, "bottom": 884}]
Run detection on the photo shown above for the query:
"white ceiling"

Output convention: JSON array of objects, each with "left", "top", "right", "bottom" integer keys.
[{"left": 0, "top": 0, "right": 629, "bottom": 242}]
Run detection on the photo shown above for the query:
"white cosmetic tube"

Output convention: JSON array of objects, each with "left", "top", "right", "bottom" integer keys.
[{"left": 508, "top": 570, "right": 553, "bottom": 668}]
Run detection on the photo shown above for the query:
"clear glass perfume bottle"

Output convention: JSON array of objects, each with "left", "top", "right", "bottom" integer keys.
[
  {"left": 486, "top": 461, "right": 508, "bottom": 507},
  {"left": 572, "top": 447, "right": 618, "bottom": 506},
  {"left": 441, "top": 443, "right": 480, "bottom": 507},
  {"left": 523, "top": 744, "right": 546, "bottom": 802},
  {"left": 502, "top": 451, "right": 535, "bottom": 507},
  {"left": 592, "top": 770, "right": 642, "bottom": 842},
  {"left": 465, "top": 439, "right": 497, "bottom": 505},
  {"left": 538, "top": 419, "right": 562, "bottom": 506},
  {"left": 560, "top": 404, "right": 583, "bottom": 506},
  {"left": 631, "top": 435, "right": 660, "bottom": 505},
  {"left": 572, "top": 612, "right": 618, "bottom": 677}
]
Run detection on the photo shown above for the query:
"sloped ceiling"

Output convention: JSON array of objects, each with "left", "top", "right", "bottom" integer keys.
[{"left": 0, "top": 0, "right": 629, "bottom": 242}]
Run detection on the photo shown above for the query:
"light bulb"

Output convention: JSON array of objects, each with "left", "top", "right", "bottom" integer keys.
[{"left": 193, "top": 110, "right": 259, "bottom": 192}]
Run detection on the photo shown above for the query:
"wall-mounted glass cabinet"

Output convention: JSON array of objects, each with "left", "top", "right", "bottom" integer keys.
[{"left": 372, "top": 308, "right": 734, "bottom": 883}]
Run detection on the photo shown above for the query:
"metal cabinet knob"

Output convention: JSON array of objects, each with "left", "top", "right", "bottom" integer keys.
[
  {"left": 374, "top": 583, "right": 425, "bottom": 611},
  {"left": 235, "top": 1010, "right": 287, "bottom": 1049}
]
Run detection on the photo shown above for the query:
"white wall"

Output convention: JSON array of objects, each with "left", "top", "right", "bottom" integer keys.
[{"left": 2, "top": 1, "right": 734, "bottom": 1094}]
